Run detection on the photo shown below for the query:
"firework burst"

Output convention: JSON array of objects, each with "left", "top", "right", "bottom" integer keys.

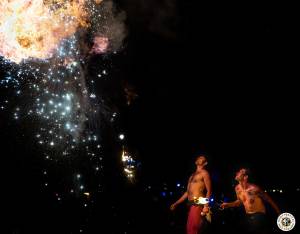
[{"left": 0, "top": 0, "right": 128, "bottom": 196}]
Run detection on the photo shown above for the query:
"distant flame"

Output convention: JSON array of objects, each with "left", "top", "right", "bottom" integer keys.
[
  {"left": 91, "top": 36, "right": 109, "bottom": 54},
  {"left": 0, "top": 0, "right": 90, "bottom": 63}
]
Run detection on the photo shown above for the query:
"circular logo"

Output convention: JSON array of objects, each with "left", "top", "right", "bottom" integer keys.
[{"left": 277, "top": 213, "right": 296, "bottom": 231}]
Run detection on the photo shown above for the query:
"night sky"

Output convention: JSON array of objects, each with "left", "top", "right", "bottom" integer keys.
[{"left": 1, "top": 1, "right": 299, "bottom": 233}]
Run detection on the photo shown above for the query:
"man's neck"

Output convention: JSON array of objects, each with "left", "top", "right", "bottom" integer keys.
[
  {"left": 196, "top": 165, "right": 204, "bottom": 172},
  {"left": 239, "top": 180, "right": 248, "bottom": 189}
]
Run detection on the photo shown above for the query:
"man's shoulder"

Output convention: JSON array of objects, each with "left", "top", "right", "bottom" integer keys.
[
  {"left": 201, "top": 169, "right": 210, "bottom": 175},
  {"left": 249, "top": 183, "right": 262, "bottom": 191}
]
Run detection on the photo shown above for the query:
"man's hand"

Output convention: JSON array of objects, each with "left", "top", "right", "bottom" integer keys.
[
  {"left": 202, "top": 206, "right": 209, "bottom": 214},
  {"left": 170, "top": 203, "right": 178, "bottom": 211},
  {"left": 220, "top": 202, "right": 230, "bottom": 210}
]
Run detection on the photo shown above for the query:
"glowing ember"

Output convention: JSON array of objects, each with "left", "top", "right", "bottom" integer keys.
[
  {"left": 0, "top": 0, "right": 88, "bottom": 64},
  {"left": 91, "top": 36, "right": 109, "bottom": 54},
  {"left": 121, "top": 147, "right": 136, "bottom": 181}
]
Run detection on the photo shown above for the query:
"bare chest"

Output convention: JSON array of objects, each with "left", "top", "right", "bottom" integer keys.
[
  {"left": 237, "top": 188, "right": 258, "bottom": 203},
  {"left": 190, "top": 174, "right": 204, "bottom": 184}
]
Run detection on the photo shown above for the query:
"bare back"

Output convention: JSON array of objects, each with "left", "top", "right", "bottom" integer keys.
[
  {"left": 187, "top": 171, "right": 207, "bottom": 200},
  {"left": 235, "top": 184, "right": 266, "bottom": 214}
]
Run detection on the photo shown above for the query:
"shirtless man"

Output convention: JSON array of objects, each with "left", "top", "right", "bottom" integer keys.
[
  {"left": 220, "top": 168, "right": 280, "bottom": 234},
  {"left": 170, "top": 155, "right": 212, "bottom": 234}
]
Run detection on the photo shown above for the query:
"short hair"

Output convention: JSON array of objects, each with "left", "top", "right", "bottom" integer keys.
[
  {"left": 196, "top": 154, "right": 208, "bottom": 163},
  {"left": 241, "top": 168, "right": 251, "bottom": 177}
]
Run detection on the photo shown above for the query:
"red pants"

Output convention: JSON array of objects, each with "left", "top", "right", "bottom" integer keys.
[{"left": 186, "top": 205, "right": 204, "bottom": 234}]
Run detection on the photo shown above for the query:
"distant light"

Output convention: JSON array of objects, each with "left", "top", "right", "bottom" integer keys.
[
  {"left": 80, "top": 185, "right": 84, "bottom": 190},
  {"left": 273, "top": 189, "right": 276, "bottom": 192},
  {"left": 77, "top": 174, "right": 81, "bottom": 179},
  {"left": 84, "top": 192, "right": 90, "bottom": 196},
  {"left": 66, "top": 94, "right": 72, "bottom": 100},
  {"left": 210, "top": 198, "right": 214, "bottom": 202},
  {"left": 280, "top": 190, "right": 283, "bottom": 193},
  {"left": 161, "top": 192, "right": 166, "bottom": 197},
  {"left": 65, "top": 123, "right": 71, "bottom": 129},
  {"left": 176, "top": 183, "right": 181, "bottom": 187},
  {"left": 90, "top": 94, "right": 96, "bottom": 99},
  {"left": 119, "top": 134, "right": 125, "bottom": 140}
]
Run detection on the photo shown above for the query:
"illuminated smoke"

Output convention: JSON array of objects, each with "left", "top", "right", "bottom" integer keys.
[
  {"left": 90, "top": 36, "right": 109, "bottom": 54},
  {"left": 0, "top": 0, "right": 128, "bottom": 159}
]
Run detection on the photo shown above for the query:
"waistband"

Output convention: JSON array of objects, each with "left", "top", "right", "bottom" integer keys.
[{"left": 187, "top": 200, "right": 204, "bottom": 206}]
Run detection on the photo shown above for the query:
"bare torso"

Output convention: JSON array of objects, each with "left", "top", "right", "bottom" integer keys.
[
  {"left": 236, "top": 184, "right": 266, "bottom": 214},
  {"left": 187, "top": 171, "right": 206, "bottom": 200}
]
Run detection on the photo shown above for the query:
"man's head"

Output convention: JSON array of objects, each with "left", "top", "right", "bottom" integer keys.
[
  {"left": 195, "top": 155, "right": 208, "bottom": 167},
  {"left": 235, "top": 168, "right": 251, "bottom": 182}
]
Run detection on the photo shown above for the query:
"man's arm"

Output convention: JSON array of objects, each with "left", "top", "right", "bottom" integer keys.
[
  {"left": 202, "top": 171, "right": 212, "bottom": 212},
  {"left": 259, "top": 188, "right": 281, "bottom": 215},
  {"left": 203, "top": 170, "right": 212, "bottom": 199},
  {"left": 174, "top": 192, "right": 188, "bottom": 205},
  {"left": 170, "top": 192, "right": 188, "bottom": 211},
  {"left": 170, "top": 176, "right": 192, "bottom": 211},
  {"left": 220, "top": 188, "right": 242, "bottom": 209},
  {"left": 221, "top": 199, "right": 242, "bottom": 209}
]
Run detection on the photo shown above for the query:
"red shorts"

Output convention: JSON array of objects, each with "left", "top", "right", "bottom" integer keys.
[{"left": 186, "top": 204, "right": 205, "bottom": 234}]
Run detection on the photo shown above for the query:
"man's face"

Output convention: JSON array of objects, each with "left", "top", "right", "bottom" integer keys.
[
  {"left": 195, "top": 156, "right": 206, "bottom": 166},
  {"left": 235, "top": 169, "right": 247, "bottom": 182}
]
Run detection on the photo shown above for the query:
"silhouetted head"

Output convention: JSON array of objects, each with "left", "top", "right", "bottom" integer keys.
[
  {"left": 195, "top": 155, "right": 208, "bottom": 167},
  {"left": 235, "top": 168, "right": 251, "bottom": 182}
]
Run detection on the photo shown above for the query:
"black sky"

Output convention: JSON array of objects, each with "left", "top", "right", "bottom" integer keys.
[
  {"left": 0, "top": 1, "right": 299, "bottom": 233},
  {"left": 115, "top": 1, "right": 299, "bottom": 187}
]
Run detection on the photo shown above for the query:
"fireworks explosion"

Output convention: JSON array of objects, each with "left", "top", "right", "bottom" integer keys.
[
  {"left": 0, "top": 0, "right": 135, "bottom": 201},
  {"left": 0, "top": 0, "right": 89, "bottom": 64}
]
